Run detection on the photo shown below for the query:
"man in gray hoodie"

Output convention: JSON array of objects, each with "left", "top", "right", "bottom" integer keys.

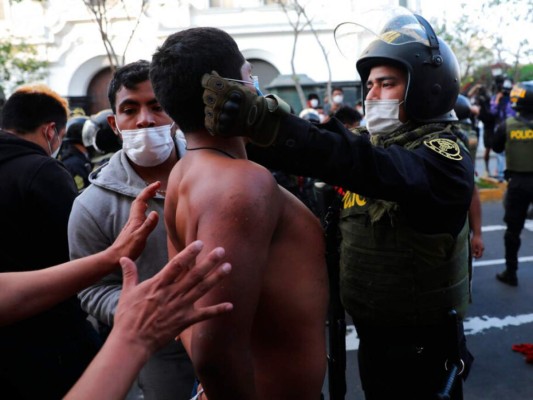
[{"left": 67, "top": 60, "right": 193, "bottom": 400}]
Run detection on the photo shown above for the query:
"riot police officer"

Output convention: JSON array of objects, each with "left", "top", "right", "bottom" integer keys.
[
  {"left": 201, "top": 6, "right": 473, "bottom": 399},
  {"left": 58, "top": 115, "right": 93, "bottom": 192},
  {"left": 493, "top": 81, "right": 533, "bottom": 286},
  {"left": 81, "top": 108, "right": 122, "bottom": 169}
]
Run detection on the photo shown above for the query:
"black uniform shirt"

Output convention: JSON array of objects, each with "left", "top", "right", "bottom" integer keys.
[{"left": 248, "top": 115, "right": 473, "bottom": 237}]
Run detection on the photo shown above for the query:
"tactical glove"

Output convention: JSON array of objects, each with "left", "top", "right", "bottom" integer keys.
[{"left": 202, "top": 71, "right": 291, "bottom": 146}]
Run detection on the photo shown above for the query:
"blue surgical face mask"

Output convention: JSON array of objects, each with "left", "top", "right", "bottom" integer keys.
[{"left": 222, "top": 76, "right": 263, "bottom": 96}]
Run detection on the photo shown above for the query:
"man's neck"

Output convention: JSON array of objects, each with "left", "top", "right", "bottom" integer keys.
[{"left": 184, "top": 131, "right": 247, "bottom": 160}]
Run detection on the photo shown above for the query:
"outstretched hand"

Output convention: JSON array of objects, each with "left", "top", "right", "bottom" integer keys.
[
  {"left": 115, "top": 240, "right": 233, "bottom": 353},
  {"left": 108, "top": 182, "right": 160, "bottom": 263}
]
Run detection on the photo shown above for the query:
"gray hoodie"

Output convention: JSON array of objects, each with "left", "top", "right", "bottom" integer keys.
[{"left": 68, "top": 135, "right": 186, "bottom": 325}]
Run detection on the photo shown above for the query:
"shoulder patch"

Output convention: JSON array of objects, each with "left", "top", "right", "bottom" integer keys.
[{"left": 423, "top": 138, "right": 463, "bottom": 161}]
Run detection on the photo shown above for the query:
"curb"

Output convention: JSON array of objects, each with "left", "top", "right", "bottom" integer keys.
[{"left": 478, "top": 176, "right": 506, "bottom": 203}]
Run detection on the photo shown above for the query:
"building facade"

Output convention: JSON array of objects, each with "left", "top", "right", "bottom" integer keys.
[{"left": 0, "top": 0, "right": 421, "bottom": 114}]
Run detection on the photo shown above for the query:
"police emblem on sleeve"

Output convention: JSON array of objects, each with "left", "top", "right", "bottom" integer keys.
[{"left": 423, "top": 138, "right": 462, "bottom": 160}]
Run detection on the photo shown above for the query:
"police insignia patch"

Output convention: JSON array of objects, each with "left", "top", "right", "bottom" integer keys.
[{"left": 423, "top": 138, "right": 462, "bottom": 160}]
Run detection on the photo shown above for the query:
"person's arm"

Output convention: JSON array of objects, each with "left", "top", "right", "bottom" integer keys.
[
  {"left": 469, "top": 186, "right": 484, "bottom": 259},
  {"left": 0, "top": 183, "right": 160, "bottom": 326},
  {"left": 65, "top": 241, "right": 233, "bottom": 400},
  {"left": 69, "top": 199, "right": 123, "bottom": 326}
]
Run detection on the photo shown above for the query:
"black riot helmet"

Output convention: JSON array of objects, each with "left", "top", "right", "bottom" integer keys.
[
  {"left": 335, "top": 7, "right": 460, "bottom": 123},
  {"left": 64, "top": 116, "right": 89, "bottom": 145},
  {"left": 82, "top": 109, "right": 122, "bottom": 154},
  {"left": 510, "top": 81, "right": 533, "bottom": 113},
  {"left": 454, "top": 94, "right": 472, "bottom": 121}
]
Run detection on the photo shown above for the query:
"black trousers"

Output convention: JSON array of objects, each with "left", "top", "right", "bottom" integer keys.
[
  {"left": 354, "top": 321, "right": 473, "bottom": 400},
  {"left": 503, "top": 173, "right": 533, "bottom": 271}
]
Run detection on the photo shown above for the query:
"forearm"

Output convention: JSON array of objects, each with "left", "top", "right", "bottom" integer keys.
[
  {"left": 248, "top": 115, "right": 369, "bottom": 189},
  {"left": 469, "top": 187, "right": 482, "bottom": 237},
  {"left": 64, "top": 328, "right": 150, "bottom": 400},
  {"left": 0, "top": 250, "right": 118, "bottom": 326}
]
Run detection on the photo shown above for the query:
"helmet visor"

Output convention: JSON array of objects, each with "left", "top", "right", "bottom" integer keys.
[{"left": 334, "top": 6, "right": 431, "bottom": 63}]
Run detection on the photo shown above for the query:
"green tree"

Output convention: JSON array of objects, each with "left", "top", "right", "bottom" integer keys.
[
  {"left": 435, "top": 13, "right": 493, "bottom": 88},
  {"left": 0, "top": 40, "right": 48, "bottom": 96}
]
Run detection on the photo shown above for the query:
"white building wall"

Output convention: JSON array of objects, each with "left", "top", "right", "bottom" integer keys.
[{"left": 0, "top": 0, "right": 423, "bottom": 98}]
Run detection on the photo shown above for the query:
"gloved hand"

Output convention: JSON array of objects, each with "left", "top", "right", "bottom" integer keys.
[{"left": 202, "top": 71, "right": 291, "bottom": 146}]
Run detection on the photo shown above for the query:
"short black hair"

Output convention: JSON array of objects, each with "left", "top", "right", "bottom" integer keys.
[
  {"left": 107, "top": 60, "right": 150, "bottom": 113},
  {"left": 307, "top": 93, "right": 319, "bottom": 101},
  {"left": 2, "top": 84, "right": 69, "bottom": 133},
  {"left": 334, "top": 106, "right": 362, "bottom": 125},
  {"left": 150, "top": 27, "right": 244, "bottom": 133}
]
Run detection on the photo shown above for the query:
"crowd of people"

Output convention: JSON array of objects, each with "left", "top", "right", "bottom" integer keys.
[{"left": 0, "top": 4, "right": 531, "bottom": 400}]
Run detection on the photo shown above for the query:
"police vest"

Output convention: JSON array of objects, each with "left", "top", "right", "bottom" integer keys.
[
  {"left": 339, "top": 128, "right": 470, "bottom": 327},
  {"left": 505, "top": 117, "right": 533, "bottom": 173}
]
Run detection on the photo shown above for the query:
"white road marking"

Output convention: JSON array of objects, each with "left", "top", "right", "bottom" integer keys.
[
  {"left": 473, "top": 256, "right": 533, "bottom": 267},
  {"left": 482, "top": 220, "right": 533, "bottom": 232},
  {"left": 345, "top": 313, "right": 533, "bottom": 351},
  {"left": 464, "top": 314, "right": 533, "bottom": 335}
]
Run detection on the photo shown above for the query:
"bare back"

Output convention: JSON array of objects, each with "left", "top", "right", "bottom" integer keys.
[{"left": 165, "top": 150, "right": 328, "bottom": 400}]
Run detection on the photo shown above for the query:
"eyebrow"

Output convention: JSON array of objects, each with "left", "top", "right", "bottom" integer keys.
[{"left": 118, "top": 98, "right": 159, "bottom": 109}]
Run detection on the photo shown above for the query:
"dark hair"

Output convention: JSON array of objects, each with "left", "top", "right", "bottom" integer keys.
[
  {"left": 332, "top": 86, "right": 344, "bottom": 94},
  {"left": 307, "top": 93, "right": 319, "bottom": 101},
  {"left": 107, "top": 60, "right": 150, "bottom": 113},
  {"left": 2, "top": 84, "right": 69, "bottom": 133},
  {"left": 150, "top": 27, "right": 245, "bottom": 132},
  {"left": 334, "top": 106, "right": 362, "bottom": 125}
]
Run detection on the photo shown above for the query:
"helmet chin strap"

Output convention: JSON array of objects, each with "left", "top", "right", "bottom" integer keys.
[{"left": 414, "top": 14, "right": 443, "bottom": 66}]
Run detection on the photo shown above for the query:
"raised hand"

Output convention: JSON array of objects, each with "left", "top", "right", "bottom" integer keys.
[
  {"left": 115, "top": 241, "right": 233, "bottom": 353},
  {"left": 107, "top": 182, "right": 160, "bottom": 262}
]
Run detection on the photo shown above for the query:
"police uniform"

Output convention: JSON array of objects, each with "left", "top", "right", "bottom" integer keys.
[
  {"left": 493, "top": 109, "right": 533, "bottom": 285},
  {"left": 59, "top": 144, "right": 93, "bottom": 192}
]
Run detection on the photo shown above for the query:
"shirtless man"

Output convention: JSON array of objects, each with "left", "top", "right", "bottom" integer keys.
[{"left": 150, "top": 27, "right": 328, "bottom": 399}]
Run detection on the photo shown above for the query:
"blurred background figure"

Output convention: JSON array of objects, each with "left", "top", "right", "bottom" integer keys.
[
  {"left": 491, "top": 75, "right": 516, "bottom": 181},
  {"left": 469, "top": 83, "right": 495, "bottom": 178},
  {"left": 298, "top": 107, "right": 321, "bottom": 123},
  {"left": 454, "top": 94, "right": 479, "bottom": 165},
  {"left": 324, "top": 86, "right": 347, "bottom": 118},
  {"left": 82, "top": 108, "right": 122, "bottom": 169},
  {"left": 58, "top": 114, "right": 93, "bottom": 192},
  {"left": 306, "top": 92, "right": 321, "bottom": 110},
  {"left": 492, "top": 80, "right": 533, "bottom": 286},
  {"left": 334, "top": 105, "right": 363, "bottom": 132},
  {"left": 355, "top": 100, "right": 366, "bottom": 126}
]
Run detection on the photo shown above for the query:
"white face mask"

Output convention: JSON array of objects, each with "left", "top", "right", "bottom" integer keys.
[
  {"left": 119, "top": 123, "right": 174, "bottom": 167},
  {"left": 332, "top": 94, "right": 344, "bottom": 104},
  {"left": 364, "top": 99, "right": 405, "bottom": 135},
  {"left": 310, "top": 99, "right": 319, "bottom": 108}
]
